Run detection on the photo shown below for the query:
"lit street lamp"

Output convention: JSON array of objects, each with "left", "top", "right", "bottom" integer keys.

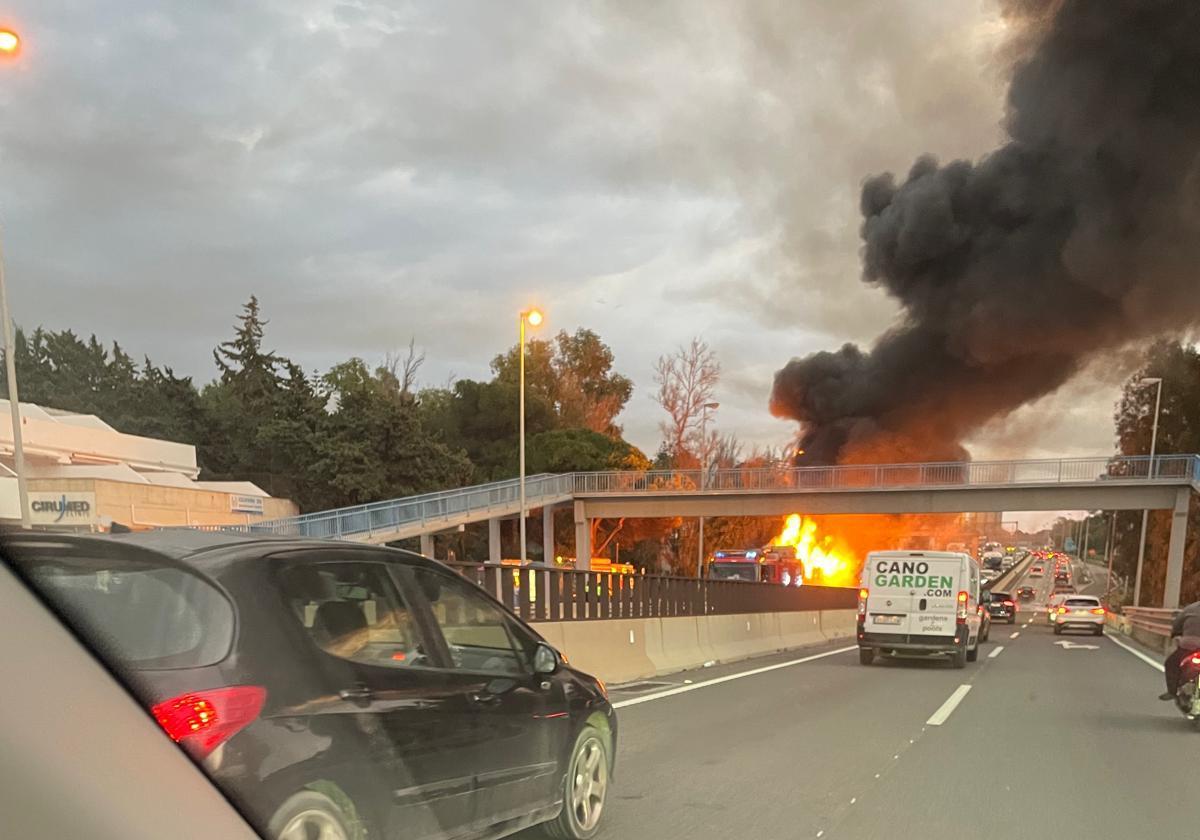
[
  {"left": 518, "top": 308, "right": 543, "bottom": 565},
  {"left": 0, "top": 29, "right": 19, "bottom": 56},
  {"left": 1132, "top": 376, "right": 1163, "bottom": 606},
  {"left": 697, "top": 401, "right": 719, "bottom": 577}
]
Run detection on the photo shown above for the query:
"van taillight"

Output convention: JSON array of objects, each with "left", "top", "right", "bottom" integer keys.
[
  {"left": 857, "top": 588, "right": 869, "bottom": 616},
  {"left": 151, "top": 685, "right": 266, "bottom": 759},
  {"left": 956, "top": 590, "right": 969, "bottom": 621}
]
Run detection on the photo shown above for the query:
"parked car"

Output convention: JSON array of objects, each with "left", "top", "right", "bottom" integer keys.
[
  {"left": 3, "top": 531, "right": 617, "bottom": 840},
  {"left": 1051, "top": 595, "right": 1106, "bottom": 635},
  {"left": 986, "top": 591, "right": 1017, "bottom": 624}
]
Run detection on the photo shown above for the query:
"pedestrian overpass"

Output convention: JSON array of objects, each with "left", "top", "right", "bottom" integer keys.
[{"left": 229, "top": 454, "right": 1200, "bottom": 607}]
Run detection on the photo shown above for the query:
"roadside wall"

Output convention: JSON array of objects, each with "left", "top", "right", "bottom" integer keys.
[{"left": 538, "top": 608, "right": 857, "bottom": 685}]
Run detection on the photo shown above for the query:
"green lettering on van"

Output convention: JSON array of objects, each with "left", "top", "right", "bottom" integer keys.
[
  {"left": 874, "top": 574, "right": 887, "bottom": 587},
  {"left": 939, "top": 575, "right": 953, "bottom": 589}
]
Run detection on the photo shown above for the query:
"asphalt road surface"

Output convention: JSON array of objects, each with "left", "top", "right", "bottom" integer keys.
[{"left": 561, "top": 559, "right": 1196, "bottom": 839}]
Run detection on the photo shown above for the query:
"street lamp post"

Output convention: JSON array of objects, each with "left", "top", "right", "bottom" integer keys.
[
  {"left": 696, "top": 401, "right": 719, "bottom": 578},
  {"left": 518, "top": 308, "right": 543, "bottom": 566},
  {"left": 0, "top": 227, "right": 29, "bottom": 528},
  {"left": 1132, "top": 377, "right": 1163, "bottom": 606}
]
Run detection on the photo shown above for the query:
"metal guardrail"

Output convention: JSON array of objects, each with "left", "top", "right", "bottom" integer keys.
[
  {"left": 232, "top": 454, "right": 1200, "bottom": 542},
  {"left": 445, "top": 562, "right": 857, "bottom": 622},
  {"left": 1122, "top": 606, "right": 1179, "bottom": 638}
]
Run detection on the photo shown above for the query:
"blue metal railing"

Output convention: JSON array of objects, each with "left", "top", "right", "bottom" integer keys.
[
  {"left": 219, "top": 454, "right": 1200, "bottom": 542},
  {"left": 215, "top": 473, "right": 575, "bottom": 539}
]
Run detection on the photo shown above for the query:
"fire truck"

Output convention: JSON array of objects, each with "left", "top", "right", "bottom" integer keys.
[{"left": 707, "top": 547, "right": 805, "bottom": 586}]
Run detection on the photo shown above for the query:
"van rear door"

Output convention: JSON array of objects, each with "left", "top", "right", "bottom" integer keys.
[{"left": 864, "top": 554, "right": 961, "bottom": 638}]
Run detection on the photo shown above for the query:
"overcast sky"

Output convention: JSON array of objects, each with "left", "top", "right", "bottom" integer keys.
[{"left": 0, "top": 0, "right": 1126, "bottom": 473}]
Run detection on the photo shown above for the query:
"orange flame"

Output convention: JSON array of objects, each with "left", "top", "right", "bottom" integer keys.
[{"left": 770, "top": 514, "right": 860, "bottom": 587}]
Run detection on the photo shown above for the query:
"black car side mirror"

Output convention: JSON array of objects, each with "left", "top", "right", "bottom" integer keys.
[{"left": 533, "top": 643, "right": 559, "bottom": 675}]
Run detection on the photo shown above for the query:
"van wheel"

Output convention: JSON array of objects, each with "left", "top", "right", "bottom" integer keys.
[
  {"left": 981, "top": 625, "right": 990, "bottom": 643},
  {"left": 268, "top": 791, "right": 353, "bottom": 840},
  {"left": 859, "top": 648, "right": 875, "bottom": 666},
  {"left": 966, "top": 642, "right": 979, "bottom": 662},
  {"left": 951, "top": 645, "right": 967, "bottom": 669}
]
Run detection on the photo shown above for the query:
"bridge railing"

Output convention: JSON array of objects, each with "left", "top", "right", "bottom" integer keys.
[
  {"left": 230, "top": 454, "right": 1200, "bottom": 540},
  {"left": 220, "top": 473, "right": 575, "bottom": 539},
  {"left": 572, "top": 454, "right": 1200, "bottom": 495},
  {"left": 444, "top": 561, "right": 857, "bottom": 622}
]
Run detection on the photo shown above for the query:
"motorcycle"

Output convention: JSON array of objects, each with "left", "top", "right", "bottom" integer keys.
[{"left": 1174, "top": 649, "right": 1200, "bottom": 727}]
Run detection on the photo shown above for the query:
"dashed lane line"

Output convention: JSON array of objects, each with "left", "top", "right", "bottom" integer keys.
[
  {"left": 926, "top": 684, "right": 973, "bottom": 726},
  {"left": 988, "top": 645, "right": 1005, "bottom": 659}
]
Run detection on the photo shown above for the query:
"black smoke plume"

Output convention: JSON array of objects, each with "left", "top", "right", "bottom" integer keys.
[{"left": 771, "top": 0, "right": 1200, "bottom": 465}]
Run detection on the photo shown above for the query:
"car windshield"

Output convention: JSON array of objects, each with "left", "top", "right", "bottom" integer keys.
[{"left": 3, "top": 1, "right": 1197, "bottom": 837}]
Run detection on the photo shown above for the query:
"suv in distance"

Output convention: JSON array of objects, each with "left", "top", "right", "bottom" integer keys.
[
  {"left": 986, "top": 591, "right": 1017, "bottom": 624},
  {"left": 1051, "top": 595, "right": 1106, "bottom": 635},
  {"left": 4, "top": 531, "right": 616, "bottom": 840}
]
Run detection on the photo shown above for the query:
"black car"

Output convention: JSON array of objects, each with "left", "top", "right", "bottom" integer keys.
[
  {"left": 4, "top": 531, "right": 616, "bottom": 840},
  {"left": 1017, "top": 586, "right": 1036, "bottom": 600},
  {"left": 986, "top": 591, "right": 1017, "bottom": 624}
]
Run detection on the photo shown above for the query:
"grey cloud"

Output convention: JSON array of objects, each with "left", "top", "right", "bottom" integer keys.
[{"left": 2, "top": 0, "right": 1060, "bottom": 459}]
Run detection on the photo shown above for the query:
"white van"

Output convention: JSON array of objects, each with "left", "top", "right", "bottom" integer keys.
[{"left": 856, "top": 550, "right": 983, "bottom": 668}]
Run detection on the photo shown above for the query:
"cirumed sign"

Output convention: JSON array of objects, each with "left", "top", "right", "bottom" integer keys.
[{"left": 28, "top": 491, "right": 97, "bottom": 526}]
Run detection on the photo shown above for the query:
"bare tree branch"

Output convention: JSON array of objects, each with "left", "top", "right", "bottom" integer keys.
[{"left": 652, "top": 337, "right": 720, "bottom": 464}]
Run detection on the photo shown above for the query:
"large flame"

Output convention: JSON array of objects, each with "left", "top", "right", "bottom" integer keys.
[{"left": 770, "top": 514, "right": 860, "bottom": 587}]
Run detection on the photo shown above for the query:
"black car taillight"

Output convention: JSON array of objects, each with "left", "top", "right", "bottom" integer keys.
[{"left": 152, "top": 685, "right": 266, "bottom": 759}]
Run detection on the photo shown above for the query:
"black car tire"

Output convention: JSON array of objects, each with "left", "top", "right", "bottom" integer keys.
[
  {"left": 1008, "top": 617, "right": 1016, "bottom": 625},
  {"left": 543, "top": 723, "right": 611, "bottom": 840},
  {"left": 859, "top": 648, "right": 875, "bottom": 665},
  {"left": 1053, "top": 625, "right": 1063, "bottom": 635},
  {"left": 267, "top": 790, "right": 354, "bottom": 840},
  {"left": 1093, "top": 626, "right": 1104, "bottom": 636}
]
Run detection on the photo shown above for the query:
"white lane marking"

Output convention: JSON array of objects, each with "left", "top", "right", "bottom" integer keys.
[
  {"left": 1106, "top": 633, "right": 1166, "bottom": 672},
  {"left": 988, "top": 645, "right": 1005, "bottom": 659},
  {"left": 926, "top": 684, "right": 973, "bottom": 726},
  {"left": 1010, "top": 631, "right": 1020, "bottom": 639},
  {"left": 1054, "top": 640, "right": 1098, "bottom": 650},
  {"left": 611, "top": 645, "right": 857, "bottom": 709}
]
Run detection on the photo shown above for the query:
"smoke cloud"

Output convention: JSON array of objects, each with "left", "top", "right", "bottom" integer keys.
[{"left": 770, "top": 0, "right": 1200, "bottom": 464}]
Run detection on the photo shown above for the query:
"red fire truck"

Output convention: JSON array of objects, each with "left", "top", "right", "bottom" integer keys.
[{"left": 707, "top": 547, "right": 805, "bottom": 586}]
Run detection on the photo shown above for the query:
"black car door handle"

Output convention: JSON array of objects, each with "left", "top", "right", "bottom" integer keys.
[
  {"left": 468, "top": 691, "right": 502, "bottom": 707},
  {"left": 339, "top": 686, "right": 373, "bottom": 705}
]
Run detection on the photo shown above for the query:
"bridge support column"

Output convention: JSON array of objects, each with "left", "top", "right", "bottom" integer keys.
[
  {"left": 543, "top": 505, "right": 556, "bottom": 565},
  {"left": 1164, "top": 487, "right": 1191, "bottom": 608},
  {"left": 574, "top": 501, "right": 591, "bottom": 570},
  {"left": 419, "top": 533, "right": 434, "bottom": 558},
  {"left": 488, "top": 518, "right": 502, "bottom": 565}
]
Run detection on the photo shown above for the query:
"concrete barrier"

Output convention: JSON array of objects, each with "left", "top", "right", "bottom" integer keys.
[
  {"left": 778, "top": 611, "right": 825, "bottom": 649},
  {"left": 540, "top": 609, "right": 844, "bottom": 685},
  {"left": 820, "top": 609, "right": 858, "bottom": 641},
  {"left": 551, "top": 619, "right": 658, "bottom": 685},
  {"left": 655, "top": 617, "right": 706, "bottom": 673}
]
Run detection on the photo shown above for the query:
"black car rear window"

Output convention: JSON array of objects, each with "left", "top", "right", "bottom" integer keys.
[
  {"left": 11, "top": 545, "right": 233, "bottom": 669},
  {"left": 990, "top": 593, "right": 1012, "bottom": 601}
]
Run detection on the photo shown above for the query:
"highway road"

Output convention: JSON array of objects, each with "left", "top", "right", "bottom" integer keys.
[{"left": 543, "top": 558, "right": 1196, "bottom": 839}]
